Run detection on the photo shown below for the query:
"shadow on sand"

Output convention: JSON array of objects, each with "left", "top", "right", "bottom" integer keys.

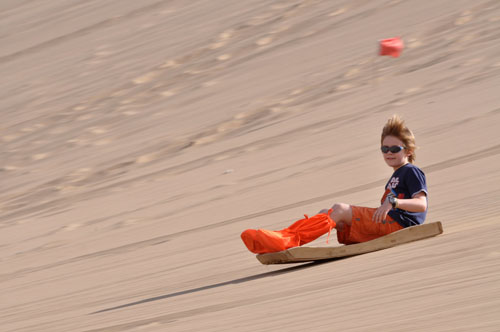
[{"left": 91, "top": 258, "right": 342, "bottom": 314}]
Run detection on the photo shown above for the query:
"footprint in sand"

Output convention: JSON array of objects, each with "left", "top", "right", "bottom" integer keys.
[
  {"left": 76, "top": 114, "right": 95, "bottom": 121},
  {"left": 160, "top": 90, "right": 176, "bottom": 97},
  {"left": 210, "top": 41, "right": 226, "bottom": 50},
  {"left": 32, "top": 153, "right": 49, "bottom": 161},
  {"left": 290, "top": 89, "right": 304, "bottom": 96},
  {"left": 278, "top": 98, "right": 295, "bottom": 105},
  {"left": 160, "top": 59, "right": 179, "bottom": 69},
  {"left": 244, "top": 146, "right": 259, "bottom": 153},
  {"left": 328, "top": 7, "right": 347, "bottom": 17},
  {"left": 402, "top": 87, "right": 422, "bottom": 95},
  {"left": 210, "top": 29, "right": 234, "bottom": 49},
  {"left": 111, "top": 90, "right": 128, "bottom": 98},
  {"left": 67, "top": 138, "right": 89, "bottom": 146},
  {"left": 120, "top": 99, "right": 135, "bottom": 105},
  {"left": 407, "top": 38, "right": 422, "bottom": 49},
  {"left": 139, "top": 22, "right": 155, "bottom": 30},
  {"left": 63, "top": 223, "right": 82, "bottom": 231},
  {"left": 462, "top": 57, "right": 483, "bottom": 67},
  {"left": 455, "top": 10, "right": 472, "bottom": 25},
  {"left": 344, "top": 68, "right": 360, "bottom": 79},
  {"left": 217, "top": 54, "right": 231, "bottom": 61},
  {"left": 122, "top": 110, "right": 139, "bottom": 116},
  {"left": 133, "top": 71, "right": 159, "bottom": 85},
  {"left": 67, "top": 168, "right": 93, "bottom": 183},
  {"left": 219, "top": 30, "right": 234, "bottom": 40},
  {"left": 214, "top": 154, "right": 230, "bottom": 161},
  {"left": 94, "top": 50, "right": 113, "bottom": 57},
  {"left": 1, "top": 165, "right": 18, "bottom": 172},
  {"left": 270, "top": 24, "right": 290, "bottom": 34},
  {"left": 93, "top": 139, "right": 112, "bottom": 146},
  {"left": 73, "top": 105, "right": 87, "bottom": 111},
  {"left": 87, "top": 127, "right": 108, "bottom": 135},
  {"left": 202, "top": 81, "right": 217, "bottom": 87},
  {"left": 270, "top": 3, "right": 288, "bottom": 10},
  {"left": 390, "top": 99, "right": 408, "bottom": 106},
  {"left": 193, "top": 134, "right": 218, "bottom": 146},
  {"left": 2, "top": 135, "right": 19, "bottom": 142},
  {"left": 136, "top": 153, "right": 159, "bottom": 164},
  {"left": 32, "top": 140, "right": 47, "bottom": 146},
  {"left": 336, "top": 84, "right": 352, "bottom": 91},
  {"left": 387, "top": 0, "right": 402, "bottom": 5},
  {"left": 256, "top": 36, "right": 273, "bottom": 46},
  {"left": 248, "top": 13, "right": 273, "bottom": 26}
]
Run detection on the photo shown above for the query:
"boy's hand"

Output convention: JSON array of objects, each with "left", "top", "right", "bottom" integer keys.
[{"left": 373, "top": 199, "right": 392, "bottom": 223}]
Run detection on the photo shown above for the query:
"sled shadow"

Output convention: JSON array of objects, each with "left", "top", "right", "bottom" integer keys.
[{"left": 91, "top": 258, "right": 343, "bottom": 314}]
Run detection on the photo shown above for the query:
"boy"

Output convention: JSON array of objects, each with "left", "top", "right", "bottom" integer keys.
[{"left": 322, "top": 115, "right": 428, "bottom": 244}]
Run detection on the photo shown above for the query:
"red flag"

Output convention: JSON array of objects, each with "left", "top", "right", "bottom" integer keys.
[{"left": 379, "top": 37, "right": 404, "bottom": 57}]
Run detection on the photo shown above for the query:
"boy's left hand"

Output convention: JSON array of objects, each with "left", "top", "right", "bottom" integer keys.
[{"left": 373, "top": 199, "right": 392, "bottom": 223}]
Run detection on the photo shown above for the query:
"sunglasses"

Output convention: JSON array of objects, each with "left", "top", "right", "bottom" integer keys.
[{"left": 381, "top": 145, "right": 405, "bottom": 153}]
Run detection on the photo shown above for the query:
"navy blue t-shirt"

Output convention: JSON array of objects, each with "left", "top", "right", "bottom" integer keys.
[{"left": 382, "top": 163, "right": 428, "bottom": 227}]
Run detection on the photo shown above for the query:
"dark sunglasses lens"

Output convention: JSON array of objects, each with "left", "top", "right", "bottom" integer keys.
[
  {"left": 390, "top": 146, "right": 403, "bottom": 153},
  {"left": 381, "top": 145, "right": 404, "bottom": 153}
]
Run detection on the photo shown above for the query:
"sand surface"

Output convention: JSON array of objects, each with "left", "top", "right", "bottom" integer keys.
[{"left": 2, "top": 0, "right": 500, "bottom": 331}]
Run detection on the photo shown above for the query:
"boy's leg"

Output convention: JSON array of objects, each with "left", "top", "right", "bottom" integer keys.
[
  {"left": 320, "top": 203, "right": 353, "bottom": 231},
  {"left": 337, "top": 206, "right": 403, "bottom": 244}
]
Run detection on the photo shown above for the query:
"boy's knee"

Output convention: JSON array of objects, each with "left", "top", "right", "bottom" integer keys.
[{"left": 332, "top": 203, "right": 349, "bottom": 213}]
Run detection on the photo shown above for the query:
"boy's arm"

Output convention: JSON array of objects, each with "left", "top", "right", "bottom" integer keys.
[
  {"left": 373, "top": 192, "right": 427, "bottom": 223},
  {"left": 395, "top": 191, "right": 427, "bottom": 212}
]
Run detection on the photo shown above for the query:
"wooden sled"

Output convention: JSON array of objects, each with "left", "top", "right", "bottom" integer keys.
[{"left": 257, "top": 221, "right": 443, "bottom": 265}]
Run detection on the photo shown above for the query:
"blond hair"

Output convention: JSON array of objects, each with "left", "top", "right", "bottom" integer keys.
[{"left": 381, "top": 115, "right": 416, "bottom": 163}]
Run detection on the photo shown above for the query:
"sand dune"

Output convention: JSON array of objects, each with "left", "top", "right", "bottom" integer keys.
[{"left": 1, "top": 0, "right": 500, "bottom": 331}]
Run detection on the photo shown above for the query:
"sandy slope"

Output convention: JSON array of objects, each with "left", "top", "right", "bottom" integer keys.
[{"left": 1, "top": 0, "right": 500, "bottom": 331}]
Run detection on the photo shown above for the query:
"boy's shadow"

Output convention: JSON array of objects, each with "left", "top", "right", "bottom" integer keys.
[{"left": 92, "top": 258, "right": 342, "bottom": 314}]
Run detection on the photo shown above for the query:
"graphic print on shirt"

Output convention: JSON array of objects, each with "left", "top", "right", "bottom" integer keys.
[{"left": 388, "top": 177, "right": 399, "bottom": 189}]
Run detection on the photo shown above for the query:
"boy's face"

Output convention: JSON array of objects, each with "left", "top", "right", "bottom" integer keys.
[{"left": 382, "top": 135, "right": 411, "bottom": 170}]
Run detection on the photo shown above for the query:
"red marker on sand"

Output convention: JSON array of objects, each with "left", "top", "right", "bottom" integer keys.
[{"left": 379, "top": 37, "right": 404, "bottom": 57}]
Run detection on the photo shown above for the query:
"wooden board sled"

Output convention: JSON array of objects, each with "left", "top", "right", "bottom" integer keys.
[{"left": 257, "top": 221, "right": 443, "bottom": 265}]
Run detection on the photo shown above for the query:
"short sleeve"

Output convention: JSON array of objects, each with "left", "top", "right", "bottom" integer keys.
[{"left": 406, "top": 166, "right": 427, "bottom": 197}]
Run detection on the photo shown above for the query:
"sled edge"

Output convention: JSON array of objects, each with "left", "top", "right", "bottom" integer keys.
[{"left": 257, "top": 221, "right": 443, "bottom": 265}]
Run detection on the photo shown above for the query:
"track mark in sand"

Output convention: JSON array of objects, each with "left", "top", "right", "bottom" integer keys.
[{"left": 0, "top": 0, "right": 173, "bottom": 64}]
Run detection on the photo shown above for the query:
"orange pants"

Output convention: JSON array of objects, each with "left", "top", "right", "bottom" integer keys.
[{"left": 337, "top": 206, "right": 403, "bottom": 245}]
